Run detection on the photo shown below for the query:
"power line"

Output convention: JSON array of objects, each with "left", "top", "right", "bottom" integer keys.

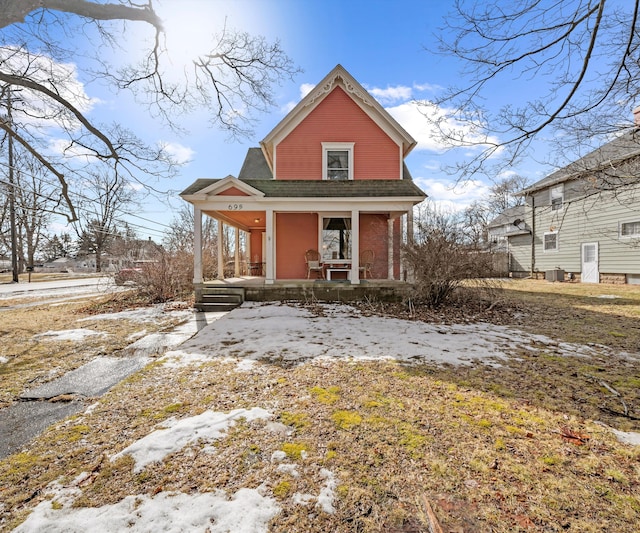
[{"left": 0, "top": 159, "right": 177, "bottom": 234}]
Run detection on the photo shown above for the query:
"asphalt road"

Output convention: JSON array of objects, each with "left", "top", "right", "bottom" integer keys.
[{"left": 0, "top": 276, "right": 122, "bottom": 309}]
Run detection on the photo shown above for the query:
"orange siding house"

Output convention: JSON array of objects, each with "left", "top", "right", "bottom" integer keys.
[{"left": 181, "top": 64, "right": 426, "bottom": 285}]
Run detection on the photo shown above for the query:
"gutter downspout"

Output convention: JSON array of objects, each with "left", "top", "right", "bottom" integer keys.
[{"left": 530, "top": 196, "right": 536, "bottom": 277}]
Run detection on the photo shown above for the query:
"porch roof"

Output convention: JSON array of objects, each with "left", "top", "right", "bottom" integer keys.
[{"left": 181, "top": 178, "right": 426, "bottom": 199}]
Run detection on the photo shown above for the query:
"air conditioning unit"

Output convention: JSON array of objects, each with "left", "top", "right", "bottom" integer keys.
[{"left": 545, "top": 269, "right": 565, "bottom": 282}]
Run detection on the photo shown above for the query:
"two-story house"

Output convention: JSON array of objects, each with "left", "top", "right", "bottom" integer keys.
[
  {"left": 495, "top": 121, "right": 640, "bottom": 284},
  {"left": 180, "top": 65, "right": 426, "bottom": 303}
]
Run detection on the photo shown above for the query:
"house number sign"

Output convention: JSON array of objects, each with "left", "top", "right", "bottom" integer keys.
[{"left": 227, "top": 203, "right": 243, "bottom": 210}]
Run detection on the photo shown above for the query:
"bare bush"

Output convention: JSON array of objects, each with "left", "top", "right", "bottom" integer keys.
[
  {"left": 133, "top": 251, "right": 194, "bottom": 303},
  {"left": 404, "top": 205, "right": 499, "bottom": 308}
]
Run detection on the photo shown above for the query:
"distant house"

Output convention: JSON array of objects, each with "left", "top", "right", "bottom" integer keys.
[
  {"left": 498, "top": 121, "right": 640, "bottom": 284},
  {"left": 487, "top": 205, "right": 529, "bottom": 251},
  {"left": 180, "top": 65, "right": 426, "bottom": 292}
]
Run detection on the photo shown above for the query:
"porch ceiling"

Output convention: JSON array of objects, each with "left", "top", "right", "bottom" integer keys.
[{"left": 204, "top": 209, "right": 265, "bottom": 231}]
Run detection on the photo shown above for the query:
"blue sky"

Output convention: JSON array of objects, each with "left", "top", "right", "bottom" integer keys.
[{"left": 50, "top": 0, "right": 554, "bottom": 239}]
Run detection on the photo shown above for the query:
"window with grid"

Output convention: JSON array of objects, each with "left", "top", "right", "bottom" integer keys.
[
  {"left": 322, "top": 143, "right": 354, "bottom": 180},
  {"left": 621, "top": 221, "right": 640, "bottom": 237},
  {"left": 544, "top": 231, "right": 558, "bottom": 252}
]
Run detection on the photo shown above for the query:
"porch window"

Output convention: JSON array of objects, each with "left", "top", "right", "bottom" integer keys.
[
  {"left": 322, "top": 142, "right": 354, "bottom": 180},
  {"left": 550, "top": 185, "right": 563, "bottom": 210},
  {"left": 621, "top": 220, "right": 640, "bottom": 237},
  {"left": 544, "top": 231, "right": 558, "bottom": 252},
  {"left": 322, "top": 217, "right": 351, "bottom": 260}
]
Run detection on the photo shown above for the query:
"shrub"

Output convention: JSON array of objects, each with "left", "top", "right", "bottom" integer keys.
[
  {"left": 403, "top": 206, "right": 498, "bottom": 308},
  {"left": 133, "top": 250, "right": 194, "bottom": 303}
]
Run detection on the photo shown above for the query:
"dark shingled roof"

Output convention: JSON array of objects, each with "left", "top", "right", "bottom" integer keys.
[
  {"left": 523, "top": 128, "right": 640, "bottom": 194},
  {"left": 238, "top": 148, "right": 273, "bottom": 180},
  {"left": 487, "top": 205, "right": 526, "bottom": 229},
  {"left": 181, "top": 178, "right": 426, "bottom": 198}
]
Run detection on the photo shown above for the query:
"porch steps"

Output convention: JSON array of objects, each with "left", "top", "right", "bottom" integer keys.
[{"left": 196, "top": 287, "right": 245, "bottom": 312}]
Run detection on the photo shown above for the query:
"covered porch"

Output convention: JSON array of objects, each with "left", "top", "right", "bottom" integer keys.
[{"left": 181, "top": 176, "right": 425, "bottom": 306}]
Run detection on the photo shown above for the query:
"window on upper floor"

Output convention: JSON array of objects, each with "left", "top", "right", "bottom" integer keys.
[
  {"left": 544, "top": 231, "right": 558, "bottom": 252},
  {"left": 550, "top": 184, "right": 564, "bottom": 210},
  {"left": 621, "top": 220, "right": 640, "bottom": 237},
  {"left": 323, "top": 143, "right": 354, "bottom": 180}
]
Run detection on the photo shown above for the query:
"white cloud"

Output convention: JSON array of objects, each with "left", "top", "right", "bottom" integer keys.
[
  {"left": 300, "top": 83, "right": 315, "bottom": 99},
  {"left": 413, "top": 177, "right": 490, "bottom": 211},
  {"left": 160, "top": 142, "right": 195, "bottom": 164},
  {"left": 367, "top": 85, "right": 413, "bottom": 105},
  {"left": 386, "top": 100, "right": 501, "bottom": 154},
  {"left": 413, "top": 82, "right": 441, "bottom": 92},
  {"left": 281, "top": 83, "right": 317, "bottom": 114},
  {"left": 47, "top": 138, "right": 98, "bottom": 161},
  {"left": 1, "top": 47, "right": 99, "bottom": 131}
]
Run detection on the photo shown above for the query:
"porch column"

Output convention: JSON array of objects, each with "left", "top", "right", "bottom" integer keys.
[
  {"left": 405, "top": 209, "right": 414, "bottom": 282},
  {"left": 193, "top": 206, "right": 203, "bottom": 284},
  {"left": 234, "top": 227, "right": 240, "bottom": 277},
  {"left": 265, "top": 209, "right": 275, "bottom": 284},
  {"left": 246, "top": 230, "right": 252, "bottom": 275},
  {"left": 351, "top": 209, "right": 360, "bottom": 284},
  {"left": 387, "top": 217, "right": 394, "bottom": 280},
  {"left": 407, "top": 208, "right": 414, "bottom": 244},
  {"left": 217, "top": 219, "right": 224, "bottom": 280}
]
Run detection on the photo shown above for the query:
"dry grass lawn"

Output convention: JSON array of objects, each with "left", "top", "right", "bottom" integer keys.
[{"left": 1, "top": 279, "right": 639, "bottom": 532}]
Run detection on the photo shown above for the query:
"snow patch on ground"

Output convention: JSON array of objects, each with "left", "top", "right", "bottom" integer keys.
[
  {"left": 13, "top": 484, "right": 279, "bottom": 533},
  {"left": 78, "top": 305, "right": 192, "bottom": 324},
  {"left": 610, "top": 428, "right": 640, "bottom": 446},
  {"left": 34, "top": 328, "right": 107, "bottom": 341},
  {"left": 161, "top": 302, "right": 602, "bottom": 368},
  {"left": 0, "top": 356, "right": 8, "bottom": 364},
  {"left": 112, "top": 407, "right": 273, "bottom": 472}
]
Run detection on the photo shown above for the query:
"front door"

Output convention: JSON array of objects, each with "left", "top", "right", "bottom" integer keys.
[{"left": 581, "top": 242, "right": 599, "bottom": 283}]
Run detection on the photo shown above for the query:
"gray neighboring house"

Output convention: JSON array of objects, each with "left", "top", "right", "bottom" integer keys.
[
  {"left": 487, "top": 205, "right": 531, "bottom": 275},
  {"left": 497, "top": 124, "right": 640, "bottom": 284}
]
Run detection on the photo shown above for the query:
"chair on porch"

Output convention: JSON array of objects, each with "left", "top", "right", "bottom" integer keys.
[
  {"left": 304, "top": 249, "right": 324, "bottom": 279},
  {"left": 359, "top": 249, "right": 375, "bottom": 279}
]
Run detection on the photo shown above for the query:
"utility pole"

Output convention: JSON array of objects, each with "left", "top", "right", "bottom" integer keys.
[{"left": 7, "top": 87, "right": 19, "bottom": 283}]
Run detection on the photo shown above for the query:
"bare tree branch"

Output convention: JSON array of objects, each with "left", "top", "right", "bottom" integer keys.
[
  {"left": 0, "top": 0, "right": 162, "bottom": 30},
  {"left": 432, "top": 0, "right": 640, "bottom": 181},
  {"left": 0, "top": 0, "right": 299, "bottom": 221}
]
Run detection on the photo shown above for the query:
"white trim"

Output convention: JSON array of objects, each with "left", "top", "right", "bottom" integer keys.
[
  {"left": 193, "top": 206, "right": 203, "bottom": 284},
  {"left": 265, "top": 209, "right": 275, "bottom": 284},
  {"left": 217, "top": 219, "right": 224, "bottom": 279},
  {"left": 260, "top": 65, "right": 416, "bottom": 161},
  {"left": 193, "top": 175, "right": 265, "bottom": 198},
  {"left": 543, "top": 231, "right": 559, "bottom": 252},
  {"left": 387, "top": 218, "right": 394, "bottom": 279},
  {"left": 351, "top": 209, "right": 360, "bottom": 284},
  {"left": 322, "top": 142, "right": 354, "bottom": 180}
]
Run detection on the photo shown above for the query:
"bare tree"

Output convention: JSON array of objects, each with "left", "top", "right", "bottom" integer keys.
[
  {"left": 0, "top": 0, "right": 299, "bottom": 221},
  {"left": 461, "top": 201, "right": 488, "bottom": 249},
  {"left": 486, "top": 175, "right": 530, "bottom": 217},
  {"left": 163, "top": 204, "right": 218, "bottom": 279},
  {"left": 73, "top": 168, "right": 137, "bottom": 272},
  {"left": 12, "top": 153, "right": 57, "bottom": 270},
  {"left": 432, "top": 1, "right": 640, "bottom": 180}
]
